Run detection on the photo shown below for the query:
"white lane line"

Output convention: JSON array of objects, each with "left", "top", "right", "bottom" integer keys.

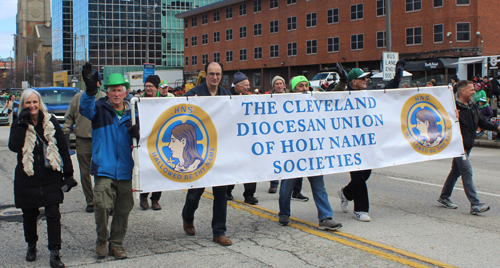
[{"left": 387, "top": 176, "right": 500, "bottom": 198}]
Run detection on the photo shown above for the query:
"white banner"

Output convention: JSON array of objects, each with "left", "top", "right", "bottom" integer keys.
[{"left": 137, "top": 86, "right": 463, "bottom": 192}]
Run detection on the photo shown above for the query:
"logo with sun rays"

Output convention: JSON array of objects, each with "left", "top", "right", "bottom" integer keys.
[
  {"left": 147, "top": 104, "right": 217, "bottom": 182},
  {"left": 401, "top": 94, "right": 452, "bottom": 155}
]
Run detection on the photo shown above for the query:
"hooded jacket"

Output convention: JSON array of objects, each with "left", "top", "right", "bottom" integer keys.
[
  {"left": 456, "top": 98, "right": 498, "bottom": 151},
  {"left": 8, "top": 113, "right": 73, "bottom": 208},
  {"left": 80, "top": 93, "right": 137, "bottom": 180}
]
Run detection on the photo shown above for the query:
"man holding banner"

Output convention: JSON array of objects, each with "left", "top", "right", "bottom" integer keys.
[
  {"left": 181, "top": 62, "right": 233, "bottom": 246},
  {"left": 338, "top": 60, "right": 405, "bottom": 222},
  {"left": 438, "top": 80, "right": 500, "bottom": 214},
  {"left": 80, "top": 63, "right": 139, "bottom": 259}
]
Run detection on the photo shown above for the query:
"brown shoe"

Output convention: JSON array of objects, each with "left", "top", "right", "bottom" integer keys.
[
  {"left": 95, "top": 241, "right": 107, "bottom": 257},
  {"left": 108, "top": 245, "right": 127, "bottom": 259},
  {"left": 151, "top": 200, "right": 162, "bottom": 210},
  {"left": 213, "top": 235, "right": 232, "bottom": 246},
  {"left": 183, "top": 220, "right": 195, "bottom": 236},
  {"left": 140, "top": 195, "right": 149, "bottom": 210}
]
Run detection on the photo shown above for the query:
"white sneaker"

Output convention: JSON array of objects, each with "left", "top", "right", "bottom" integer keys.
[
  {"left": 338, "top": 188, "right": 348, "bottom": 213},
  {"left": 354, "top": 211, "right": 371, "bottom": 222}
]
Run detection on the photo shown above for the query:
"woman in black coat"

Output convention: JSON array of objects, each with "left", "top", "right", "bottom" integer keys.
[{"left": 8, "top": 89, "right": 77, "bottom": 268}]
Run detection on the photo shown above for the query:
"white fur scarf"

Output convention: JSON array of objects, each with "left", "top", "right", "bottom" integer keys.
[{"left": 22, "top": 112, "right": 63, "bottom": 176}]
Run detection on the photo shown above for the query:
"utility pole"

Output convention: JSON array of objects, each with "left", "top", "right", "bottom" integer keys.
[
  {"left": 385, "top": 0, "right": 391, "bottom": 52},
  {"left": 145, "top": 3, "right": 157, "bottom": 64}
]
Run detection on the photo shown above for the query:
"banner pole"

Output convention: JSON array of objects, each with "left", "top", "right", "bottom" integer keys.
[{"left": 130, "top": 97, "right": 141, "bottom": 200}]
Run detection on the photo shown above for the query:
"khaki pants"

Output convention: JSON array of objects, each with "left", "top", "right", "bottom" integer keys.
[
  {"left": 94, "top": 176, "right": 134, "bottom": 247},
  {"left": 76, "top": 137, "right": 93, "bottom": 206}
]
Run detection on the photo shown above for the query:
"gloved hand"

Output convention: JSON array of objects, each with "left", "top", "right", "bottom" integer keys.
[
  {"left": 82, "top": 62, "right": 98, "bottom": 96},
  {"left": 18, "top": 107, "right": 31, "bottom": 128},
  {"left": 395, "top": 60, "right": 406, "bottom": 80},
  {"left": 336, "top": 63, "right": 348, "bottom": 84},
  {"left": 128, "top": 124, "right": 140, "bottom": 140},
  {"left": 61, "top": 176, "right": 78, "bottom": 192}
]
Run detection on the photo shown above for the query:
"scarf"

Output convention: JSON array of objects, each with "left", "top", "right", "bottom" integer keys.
[{"left": 22, "top": 112, "right": 62, "bottom": 176}]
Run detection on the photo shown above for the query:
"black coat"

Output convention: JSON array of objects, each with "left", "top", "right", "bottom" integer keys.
[
  {"left": 456, "top": 100, "right": 498, "bottom": 152},
  {"left": 8, "top": 113, "right": 73, "bottom": 209}
]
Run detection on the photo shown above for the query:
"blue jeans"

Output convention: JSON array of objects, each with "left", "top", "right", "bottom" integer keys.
[
  {"left": 182, "top": 186, "right": 227, "bottom": 237},
  {"left": 440, "top": 151, "right": 480, "bottom": 206},
  {"left": 278, "top": 175, "right": 333, "bottom": 220},
  {"left": 271, "top": 178, "right": 303, "bottom": 195}
]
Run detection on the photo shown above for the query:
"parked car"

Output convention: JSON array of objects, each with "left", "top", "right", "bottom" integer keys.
[
  {"left": 0, "top": 96, "right": 9, "bottom": 125},
  {"left": 309, "top": 69, "right": 340, "bottom": 91}
]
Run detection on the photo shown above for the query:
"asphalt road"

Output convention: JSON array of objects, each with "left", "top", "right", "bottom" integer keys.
[{"left": 1, "top": 124, "right": 499, "bottom": 268}]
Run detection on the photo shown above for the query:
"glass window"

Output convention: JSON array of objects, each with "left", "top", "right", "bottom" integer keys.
[
  {"left": 287, "top": 0, "right": 296, "bottom": 4},
  {"left": 270, "top": 20, "right": 279, "bottom": 34},
  {"left": 377, "top": 31, "right": 386, "bottom": 48},
  {"left": 287, "top": 16, "right": 297, "bottom": 30},
  {"left": 202, "top": 54, "right": 208, "bottom": 65},
  {"left": 226, "top": 29, "right": 233, "bottom": 41},
  {"left": 327, "top": 8, "right": 339, "bottom": 24},
  {"left": 214, "top": 11, "right": 220, "bottom": 22},
  {"left": 254, "top": 0, "right": 261, "bottom": 13},
  {"left": 254, "top": 23, "right": 262, "bottom": 36},
  {"left": 434, "top": 0, "right": 443, "bottom": 7},
  {"left": 191, "top": 36, "right": 197, "bottom": 46},
  {"left": 185, "top": 38, "right": 188, "bottom": 47},
  {"left": 254, "top": 73, "right": 261, "bottom": 87},
  {"left": 377, "top": 0, "right": 385, "bottom": 16},
  {"left": 184, "top": 19, "right": 188, "bottom": 28},
  {"left": 306, "top": 40, "right": 317, "bottom": 55},
  {"left": 328, "top": 37, "right": 340, "bottom": 52},
  {"left": 254, "top": 47, "right": 262, "bottom": 60},
  {"left": 240, "top": 49, "right": 247, "bottom": 61},
  {"left": 288, "top": 42, "right": 297, "bottom": 56},
  {"left": 202, "top": 34, "right": 208, "bottom": 45},
  {"left": 214, "top": 52, "right": 220, "bottom": 62},
  {"left": 240, "top": 26, "right": 247, "bottom": 39},
  {"left": 351, "top": 34, "right": 364, "bottom": 50},
  {"left": 192, "top": 55, "right": 197, "bottom": 66},
  {"left": 270, "top": 44, "right": 279, "bottom": 58},
  {"left": 214, "top": 31, "right": 220, "bottom": 43},
  {"left": 434, "top": 24, "right": 443, "bottom": 42},
  {"left": 226, "top": 50, "right": 233, "bottom": 62},
  {"left": 456, "top": 0, "right": 469, "bottom": 5},
  {"left": 202, "top": 14, "right": 208, "bottom": 24},
  {"left": 306, "top": 13, "right": 317, "bottom": 27},
  {"left": 239, "top": 4, "right": 246, "bottom": 16},
  {"left": 406, "top": 27, "right": 422, "bottom": 45},
  {"left": 457, "top": 23, "right": 470, "bottom": 41},
  {"left": 191, "top": 17, "right": 197, "bottom": 27},
  {"left": 270, "top": 0, "right": 278, "bottom": 9},
  {"left": 226, "top": 7, "right": 232, "bottom": 19},
  {"left": 406, "top": 0, "right": 422, "bottom": 12},
  {"left": 351, "top": 4, "right": 363, "bottom": 20}
]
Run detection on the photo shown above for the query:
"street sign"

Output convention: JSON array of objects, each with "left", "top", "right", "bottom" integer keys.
[
  {"left": 70, "top": 76, "right": 79, "bottom": 83},
  {"left": 490, "top": 57, "right": 498, "bottom": 66},
  {"left": 382, "top": 51, "right": 399, "bottom": 81},
  {"left": 143, "top": 63, "right": 155, "bottom": 83}
]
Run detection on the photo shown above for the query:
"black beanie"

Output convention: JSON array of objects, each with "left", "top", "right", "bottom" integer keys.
[{"left": 145, "top": 75, "right": 161, "bottom": 89}]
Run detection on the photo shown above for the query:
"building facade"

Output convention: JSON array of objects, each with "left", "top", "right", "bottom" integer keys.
[
  {"left": 177, "top": 0, "right": 500, "bottom": 91},
  {"left": 52, "top": 0, "right": 74, "bottom": 75}
]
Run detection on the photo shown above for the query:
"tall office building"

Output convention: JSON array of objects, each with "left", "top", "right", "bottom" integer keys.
[
  {"left": 52, "top": 0, "right": 74, "bottom": 75},
  {"left": 162, "top": 0, "right": 223, "bottom": 67}
]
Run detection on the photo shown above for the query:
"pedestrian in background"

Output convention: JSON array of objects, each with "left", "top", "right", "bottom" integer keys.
[
  {"left": 63, "top": 71, "right": 106, "bottom": 213},
  {"left": 2, "top": 94, "right": 15, "bottom": 125},
  {"left": 80, "top": 62, "right": 138, "bottom": 259},
  {"left": 438, "top": 80, "right": 500, "bottom": 214},
  {"left": 9, "top": 89, "right": 77, "bottom": 268},
  {"left": 278, "top": 76, "right": 342, "bottom": 231},
  {"left": 139, "top": 74, "right": 163, "bottom": 211}
]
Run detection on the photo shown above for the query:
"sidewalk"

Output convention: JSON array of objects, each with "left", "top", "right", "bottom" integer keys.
[{"left": 474, "top": 133, "right": 500, "bottom": 148}]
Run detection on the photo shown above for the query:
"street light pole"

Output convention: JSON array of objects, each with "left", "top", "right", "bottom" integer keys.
[{"left": 145, "top": 4, "right": 157, "bottom": 64}]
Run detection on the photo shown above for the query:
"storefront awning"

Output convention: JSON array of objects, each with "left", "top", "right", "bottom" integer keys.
[
  {"left": 449, "top": 59, "right": 485, "bottom": 65},
  {"left": 424, "top": 58, "right": 458, "bottom": 69},
  {"left": 404, "top": 60, "right": 425, "bottom": 72}
]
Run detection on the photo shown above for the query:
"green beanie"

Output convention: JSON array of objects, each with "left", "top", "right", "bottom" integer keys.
[{"left": 290, "top": 76, "right": 309, "bottom": 92}]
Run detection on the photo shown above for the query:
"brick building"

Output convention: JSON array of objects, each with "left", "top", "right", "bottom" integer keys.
[{"left": 176, "top": 0, "right": 500, "bottom": 91}]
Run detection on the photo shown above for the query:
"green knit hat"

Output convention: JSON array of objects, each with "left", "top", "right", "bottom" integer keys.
[
  {"left": 290, "top": 76, "right": 309, "bottom": 92},
  {"left": 104, "top": 73, "right": 130, "bottom": 90}
]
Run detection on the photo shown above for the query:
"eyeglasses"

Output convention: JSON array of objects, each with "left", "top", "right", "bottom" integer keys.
[
  {"left": 207, "top": 72, "right": 222, "bottom": 77},
  {"left": 355, "top": 77, "right": 367, "bottom": 81}
]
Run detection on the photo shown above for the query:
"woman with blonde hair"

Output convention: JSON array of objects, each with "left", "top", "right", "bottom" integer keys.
[{"left": 8, "top": 89, "right": 76, "bottom": 268}]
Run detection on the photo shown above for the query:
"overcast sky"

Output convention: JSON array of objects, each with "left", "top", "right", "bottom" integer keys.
[{"left": 0, "top": 0, "right": 19, "bottom": 59}]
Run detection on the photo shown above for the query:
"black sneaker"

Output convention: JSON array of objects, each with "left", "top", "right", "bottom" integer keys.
[
  {"left": 279, "top": 215, "right": 289, "bottom": 226},
  {"left": 85, "top": 205, "right": 95, "bottom": 213},
  {"left": 244, "top": 196, "right": 258, "bottom": 205},
  {"left": 291, "top": 193, "right": 309, "bottom": 202}
]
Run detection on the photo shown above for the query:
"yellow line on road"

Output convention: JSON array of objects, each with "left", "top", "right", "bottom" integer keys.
[{"left": 201, "top": 191, "right": 456, "bottom": 268}]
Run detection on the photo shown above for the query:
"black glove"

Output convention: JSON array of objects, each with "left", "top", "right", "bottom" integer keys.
[
  {"left": 61, "top": 176, "right": 78, "bottom": 192},
  {"left": 82, "top": 62, "right": 98, "bottom": 96},
  {"left": 336, "top": 63, "right": 348, "bottom": 84},
  {"left": 18, "top": 107, "right": 31, "bottom": 128},
  {"left": 395, "top": 60, "right": 406, "bottom": 80},
  {"left": 128, "top": 124, "right": 140, "bottom": 140}
]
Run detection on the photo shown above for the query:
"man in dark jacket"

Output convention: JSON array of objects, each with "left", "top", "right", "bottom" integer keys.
[
  {"left": 182, "top": 62, "right": 233, "bottom": 247},
  {"left": 437, "top": 80, "right": 500, "bottom": 214},
  {"left": 338, "top": 60, "right": 405, "bottom": 222}
]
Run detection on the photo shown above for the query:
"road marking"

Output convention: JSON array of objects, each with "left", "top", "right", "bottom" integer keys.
[
  {"left": 202, "top": 191, "right": 456, "bottom": 268},
  {"left": 386, "top": 176, "right": 500, "bottom": 198}
]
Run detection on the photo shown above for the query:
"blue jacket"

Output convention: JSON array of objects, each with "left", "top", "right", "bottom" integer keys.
[{"left": 80, "top": 93, "right": 136, "bottom": 180}]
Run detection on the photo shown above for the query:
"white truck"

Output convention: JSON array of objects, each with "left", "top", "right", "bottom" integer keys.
[{"left": 124, "top": 69, "right": 183, "bottom": 93}]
